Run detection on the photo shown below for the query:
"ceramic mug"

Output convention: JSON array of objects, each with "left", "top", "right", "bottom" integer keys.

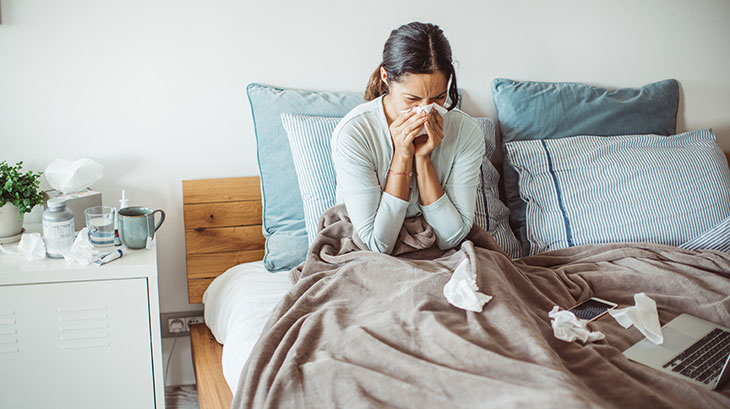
[{"left": 118, "top": 207, "right": 165, "bottom": 249}]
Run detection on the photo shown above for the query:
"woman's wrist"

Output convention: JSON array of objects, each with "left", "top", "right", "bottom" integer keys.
[
  {"left": 414, "top": 155, "right": 443, "bottom": 206},
  {"left": 390, "top": 153, "right": 413, "bottom": 173},
  {"left": 414, "top": 153, "right": 432, "bottom": 165},
  {"left": 393, "top": 148, "right": 414, "bottom": 162}
]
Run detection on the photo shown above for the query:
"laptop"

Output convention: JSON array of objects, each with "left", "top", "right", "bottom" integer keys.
[{"left": 623, "top": 313, "right": 730, "bottom": 390}]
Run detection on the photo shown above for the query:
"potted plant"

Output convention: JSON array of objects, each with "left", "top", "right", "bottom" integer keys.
[{"left": 0, "top": 160, "right": 44, "bottom": 242}]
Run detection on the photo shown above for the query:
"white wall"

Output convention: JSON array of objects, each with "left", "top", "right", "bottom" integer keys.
[{"left": 2, "top": 0, "right": 729, "bottom": 312}]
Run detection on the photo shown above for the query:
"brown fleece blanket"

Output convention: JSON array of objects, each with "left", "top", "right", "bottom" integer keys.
[{"left": 232, "top": 205, "right": 730, "bottom": 409}]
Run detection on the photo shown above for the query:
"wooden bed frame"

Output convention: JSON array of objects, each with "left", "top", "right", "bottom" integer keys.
[
  {"left": 183, "top": 151, "right": 730, "bottom": 409},
  {"left": 183, "top": 176, "right": 264, "bottom": 409}
]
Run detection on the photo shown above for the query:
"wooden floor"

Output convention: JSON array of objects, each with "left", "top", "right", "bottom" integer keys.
[{"left": 190, "top": 323, "right": 233, "bottom": 409}]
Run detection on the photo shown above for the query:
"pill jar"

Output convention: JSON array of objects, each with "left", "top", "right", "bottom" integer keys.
[{"left": 43, "top": 198, "right": 75, "bottom": 258}]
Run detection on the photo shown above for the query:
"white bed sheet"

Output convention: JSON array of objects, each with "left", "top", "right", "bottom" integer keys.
[{"left": 202, "top": 260, "right": 292, "bottom": 394}]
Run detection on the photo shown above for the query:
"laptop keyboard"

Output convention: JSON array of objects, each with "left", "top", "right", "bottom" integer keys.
[{"left": 662, "top": 328, "right": 730, "bottom": 384}]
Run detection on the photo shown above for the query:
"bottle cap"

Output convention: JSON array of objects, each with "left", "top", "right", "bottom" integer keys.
[
  {"left": 47, "top": 198, "right": 67, "bottom": 210},
  {"left": 119, "top": 189, "right": 129, "bottom": 209}
]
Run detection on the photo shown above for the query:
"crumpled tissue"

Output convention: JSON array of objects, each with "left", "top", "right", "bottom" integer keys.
[
  {"left": 45, "top": 158, "right": 103, "bottom": 194},
  {"left": 549, "top": 306, "right": 606, "bottom": 343},
  {"left": 608, "top": 292, "right": 664, "bottom": 345},
  {"left": 0, "top": 233, "right": 47, "bottom": 261},
  {"left": 402, "top": 103, "right": 449, "bottom": 136},
  {"left": 443, "top": 258, "right": 492, "bottom": 312},
  {"left": 62, "top": 228, "right": 98, "bottom": 265}
]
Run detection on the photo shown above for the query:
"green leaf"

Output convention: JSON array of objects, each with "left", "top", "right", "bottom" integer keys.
[{"left": 0, "top": 160, "right": 44, "bottom": 214}]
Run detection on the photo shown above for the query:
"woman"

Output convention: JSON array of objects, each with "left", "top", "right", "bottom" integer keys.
[{"left": 332, "top": 22, "right": 484, "bottom": 254}]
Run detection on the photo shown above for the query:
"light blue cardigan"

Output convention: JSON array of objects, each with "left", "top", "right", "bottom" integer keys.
[{"left": 331, "top": 95, "right": 485, "bottom": 254}]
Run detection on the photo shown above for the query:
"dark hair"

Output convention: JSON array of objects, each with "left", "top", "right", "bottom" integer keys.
[{"left": 365, "top": 22, "right": 458, "bottom": 110}]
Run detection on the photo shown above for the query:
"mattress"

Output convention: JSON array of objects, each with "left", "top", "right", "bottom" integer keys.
[{"left": 202, "top": 261, "right": 292, "bottom": 394}]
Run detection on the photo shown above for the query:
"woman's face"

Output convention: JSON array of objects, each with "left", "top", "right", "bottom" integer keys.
[{"left": 381, "top": 68, "right": 449, "bottom": 114}]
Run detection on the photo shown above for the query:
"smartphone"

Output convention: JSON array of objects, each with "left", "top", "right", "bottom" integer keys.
[{"left": 568, "top": 297, "right": 618, "bottom": 322}]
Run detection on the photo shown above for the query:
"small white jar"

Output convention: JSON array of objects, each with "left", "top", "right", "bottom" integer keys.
[{"left": 42, "top": 198, "right": 75, "bottom": 258}]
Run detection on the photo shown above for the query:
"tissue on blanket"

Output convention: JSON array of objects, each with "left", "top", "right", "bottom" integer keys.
[
  {"left": 549, "top": 306, "right": 606, "bottom": 343},
  {"left": 0, "top": 233, "right": 47, "bottom": 260},
  {"left": 443, "top": 258, "right": 492, "bottom": 312},
  {"left": 402, "top": 103, "right": 448, "bottom": 137},
  {"left": 608, "top": 292, "right": 664, "bottom": 345}
]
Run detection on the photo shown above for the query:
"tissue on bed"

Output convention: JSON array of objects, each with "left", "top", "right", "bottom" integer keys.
[
  {"left": 402, "top": 103, "right": 449, "bottom": 137},
  {"left": 608, "top": 292, "right": 664, "bottom": 345},
  {"left": 45, "top": 158, "right": 103, "bottom": 194},
  {"left": 549, "top": 306, "right": 606, "bottom": 343},
  {"left": 443, "top": 258, "right": 492, "bottom": 312}
]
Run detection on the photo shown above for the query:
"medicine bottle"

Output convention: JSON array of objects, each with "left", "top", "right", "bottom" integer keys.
[{"left": 43, "top": 198, "right": 75, "bottom": 258}]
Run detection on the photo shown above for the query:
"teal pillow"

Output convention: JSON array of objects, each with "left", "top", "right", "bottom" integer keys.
[
  {"left": 246, "top": 83, "right": 363, "bottom": 271},
  {"left": 491, "top": 78, "right": 679, "bottom": 256}
]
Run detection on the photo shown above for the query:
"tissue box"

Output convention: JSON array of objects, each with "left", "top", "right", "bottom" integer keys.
[{"left": 43, "top": 189, "right": 102, "bottom": 231}]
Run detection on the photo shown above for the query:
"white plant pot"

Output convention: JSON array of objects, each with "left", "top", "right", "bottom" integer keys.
[{"left": 0, "top": 202, "right": 24, "bottom": 239}]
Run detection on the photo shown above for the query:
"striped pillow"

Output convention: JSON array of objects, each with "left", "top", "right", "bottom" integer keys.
[
  {"left": 282, "top": 113, "right": 521, "bottom": 257},
  {"left": 680, "top": 216, "right": 730, "bottom": 253},
  {"left": 505, "top": 129, "right": 730, "bottom": 255},
  {"left": 473, "top": 117, "right": 521, "bottom": 258},
  {"left": 281, "top": 113, "right": 340, "bottom": 244}
]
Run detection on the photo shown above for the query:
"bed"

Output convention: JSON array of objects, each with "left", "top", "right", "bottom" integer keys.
[{"left": 185, "top": 80, "right": 730, "bottom": 409}]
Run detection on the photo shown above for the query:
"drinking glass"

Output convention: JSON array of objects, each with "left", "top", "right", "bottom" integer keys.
[{"left": 84, "top": 206, "right": 116, "bottom": 247}]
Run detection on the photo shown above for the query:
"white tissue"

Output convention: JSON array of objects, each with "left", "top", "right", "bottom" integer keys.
[
  {"left": 0, "top": 233, "right": 47, "bottom": 260},
  {"left": 402, "top": 103, "right": 449, "bottom": 137},
  {"left": 45, "top": 158, "right": 103, "bottom": 194},
  {"left": 62, "top": 228, "right": 98, "bottom": 265},
  {"left": 549, "top": 306, "right": 606, "bottom": 343},
  {"left": 608, "top": 293, "right": 664, "bottom": 345},
  {"left": 406, "top": 103, "right": 448, "bottom": 116},
  {"left": 443, "top": 258, "right": 492, "bottom": 312}
]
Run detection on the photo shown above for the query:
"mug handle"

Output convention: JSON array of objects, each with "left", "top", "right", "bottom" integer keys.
[{"left": 152, "top": 209, "right": 166, "bottom": 233}]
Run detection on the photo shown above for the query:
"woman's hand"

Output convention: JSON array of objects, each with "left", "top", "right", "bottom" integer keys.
[
  {"left": 389, "top": 110, "right": 429, "bottom": 159},
  {"left": 413, "top": 111, "right": 444, "bottom": 159}
]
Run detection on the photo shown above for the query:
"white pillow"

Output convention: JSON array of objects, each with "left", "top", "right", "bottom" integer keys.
[
  {"left": 505, "top": 129, "right": 730, "bottom": 255},
  {"left": 282, "top": 113, "right": 521, "bottom": 258}
]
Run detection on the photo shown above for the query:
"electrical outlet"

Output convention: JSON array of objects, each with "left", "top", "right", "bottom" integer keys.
[
  {"left": 161, "top": 311, "right": 204, "bottom": 337},
  {"left": 186, "top": 316, "right": 204, "bottom": 327},
  {"left": 168, "top": 318, "right": 187, "bottom": 334}
]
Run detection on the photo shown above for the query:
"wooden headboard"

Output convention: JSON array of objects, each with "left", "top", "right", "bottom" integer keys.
[{"left": 183, "top": 177, "right": 265, "bottom": 303}]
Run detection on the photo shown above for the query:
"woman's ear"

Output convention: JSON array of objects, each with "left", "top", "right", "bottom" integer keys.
[{"left": 379, "top": 66, "right": 389, "bottom": 87}]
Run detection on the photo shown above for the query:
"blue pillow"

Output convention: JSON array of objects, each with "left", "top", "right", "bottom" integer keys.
[
  {"left": 492, "top": 78, "right": 680, "bottom": 256},
  {"left": 505, "top": 129, "right": 730, "bottom": 255},
  {"left": 281, "top": 113, "right": 522, "bottom": 259},
  {"left": 246, "top": 84, "right": 363, "bottom": 271}
]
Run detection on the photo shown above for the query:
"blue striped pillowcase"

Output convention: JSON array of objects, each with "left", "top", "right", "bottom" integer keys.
[
  {"left": 505, "top": 129, "right": 730, "bottom": 255},
  {"left": 680, "top": 216, "right": 730, "bottom": 253},
  {"left": 281, "top": 113, "right": 341, "bottom": 244},
  {"left": 473, "top": 117, "right": 521, "bottom": 259},
  {"left": 282, "top": 113, "right": 521, "bottom": 258}
]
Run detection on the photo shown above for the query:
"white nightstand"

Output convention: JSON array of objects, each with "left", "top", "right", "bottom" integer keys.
[{"left": 0, "top": 226, "right": 165, "bottom": 409}]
